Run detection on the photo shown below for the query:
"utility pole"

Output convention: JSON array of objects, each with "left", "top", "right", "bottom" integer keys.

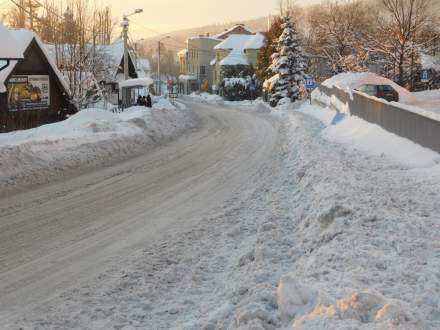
[
  {"left": 157, "top": 36, "right": 170, "bottom": 95},
  {"left": 157, "top": 40, "right": 161, "bottom": 95},
  {"left": 121, "top": 9, "right": 143, "bottom": 81},
  {"left": 29, "top": 0, "right": 33, "bottom": 30},
  {"left": 122, "top": 16, "right": 129, "bottom": 80}
]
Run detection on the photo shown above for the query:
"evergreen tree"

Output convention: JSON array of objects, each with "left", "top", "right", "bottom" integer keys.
[
  {"left": 256, "top": 16, "right": 283, "bottom": 83},
  {"left": 268, "top": 16, "right": 308, "bottom": 107}
]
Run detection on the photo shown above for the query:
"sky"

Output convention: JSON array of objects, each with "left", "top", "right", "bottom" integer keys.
[{"left": 106, "top": 0, "right": 319, "bottom": 38}]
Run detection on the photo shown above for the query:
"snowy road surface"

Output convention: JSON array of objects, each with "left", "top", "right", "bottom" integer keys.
[
  {"left": 1, "top": 99, "right": 440, "bottom": 329},
  {"left": 0, "top": 100, "right": 280, "bottom": 328}
]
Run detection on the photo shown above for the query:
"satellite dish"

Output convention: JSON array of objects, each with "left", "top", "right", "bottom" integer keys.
[{"left": 0, "top": 23, "right": 24, "bottom": 60}]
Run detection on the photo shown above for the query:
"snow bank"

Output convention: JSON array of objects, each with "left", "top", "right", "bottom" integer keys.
[
  {"left": 189, "top": 92, "right": 271, "bottom": 113},
  {"left": 152, "top": 97, "right": 177, "bottom": 110},
  {"left": 189, "top": 92, "right": 225, "bottom": 105},
  {"left": 322, "top": 72, "right": 416, "bottom": 104},
  {"left": 0, "top": 104, "right": 197, "bottom": 192},
  {"left": 414, "top": 89, "right": 440, "bottom": 101},
  {"left": 298, "top": 103, "right": 440, "bottom": 168}
]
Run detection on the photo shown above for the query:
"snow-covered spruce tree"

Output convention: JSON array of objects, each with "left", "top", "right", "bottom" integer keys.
[{"left": 268, "top": 16, "right": 308, "bottom": 107}]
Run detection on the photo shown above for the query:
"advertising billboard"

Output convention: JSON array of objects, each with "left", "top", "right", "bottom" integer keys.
[{"left": 7, "top": 75, "right": 50, "bottom": 111}]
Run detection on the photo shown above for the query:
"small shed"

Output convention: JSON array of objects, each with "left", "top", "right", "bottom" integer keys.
[
  {"left": 0, "top": 29, "right": 73, "bottom": 132},
  {"left": 119, "top": 77, "right": 154, "bottom": 109}
]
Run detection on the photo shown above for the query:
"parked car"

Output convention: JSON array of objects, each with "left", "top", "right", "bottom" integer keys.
[{"left": 355, "top": 84, "right": 399, "bottom": 102}]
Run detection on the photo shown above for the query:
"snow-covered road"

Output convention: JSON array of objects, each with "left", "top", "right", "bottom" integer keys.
[
  {"left": 0, "top": 100, "right": 280, "bottom": 328},
  {"left": 1, "top": 99, "right": 440, "bottom": 329}
]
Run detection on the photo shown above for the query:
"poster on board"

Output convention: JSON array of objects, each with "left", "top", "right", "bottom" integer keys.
[{"left": 7, "top": 75, "right": 50, "bottom": 111}]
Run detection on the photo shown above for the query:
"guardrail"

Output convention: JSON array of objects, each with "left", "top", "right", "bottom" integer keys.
[{"left": 313, "top": 85, "right": 440, "bottom": 153}]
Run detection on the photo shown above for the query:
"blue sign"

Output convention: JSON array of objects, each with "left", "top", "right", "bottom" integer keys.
[
  {"left": 421, "top": 70, "right": 430, "bottom": 83},
  {"left": 305, "top": 78, "right": 316, "bottom": 89}
]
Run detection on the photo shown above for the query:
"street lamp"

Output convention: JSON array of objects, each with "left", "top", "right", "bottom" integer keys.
[
  {"left": 0, "top": 23, "right": 23, "bottom": 71},
  {"left": 121, "top": 9, "right": 143, "bottom": 80},
  {"left": 157, "top": 36, "right": 170, "bottom": 95},
  {"left": 134, "top": 38, "right": 145, "bottom": 71}
]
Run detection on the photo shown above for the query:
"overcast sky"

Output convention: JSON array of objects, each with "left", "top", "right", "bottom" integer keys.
[{"left": 108, "top": 0, "right": 320, "bottom": 38}]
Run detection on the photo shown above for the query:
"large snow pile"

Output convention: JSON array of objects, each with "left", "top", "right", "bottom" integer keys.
[
  {"left": 189, "top": 92, "right": 270, "bottom": 112},
  {"left": 152, "top": 97, "right": 177, "bottom": 110},
  {"left": 0, "top": 106, "right": 197, "bottom": 192},
  {"left": 414, "top": 89, "right": 440, "bottom": 101},
  {"left": 322, "top": 72, "right": 416, "bottom": 104},
  {"left": 189, "top": 92, "right": 225, "bottom": 105}
]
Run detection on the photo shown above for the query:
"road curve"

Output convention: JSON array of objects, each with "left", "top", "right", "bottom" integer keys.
[{"left": 0, "top": 100, "right": 279, "bottom": 324}]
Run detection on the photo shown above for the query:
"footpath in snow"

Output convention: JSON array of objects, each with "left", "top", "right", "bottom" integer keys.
[
  {"left": 10, "top": 96, "right": 440, "bottom": 330},
  {"left": 0, "top": 99, "right": 198, "bottom": 194}
]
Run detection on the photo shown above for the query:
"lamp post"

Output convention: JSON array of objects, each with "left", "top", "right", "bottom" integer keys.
[
  {"left": 134, "top": 38, "right": 145, "bottom": 71},
  {"left": 157, "top": 36, "right": 170, "bottom": 95},
  {"left": 121, "top": 9, "right": 143, "bottom": 81}
]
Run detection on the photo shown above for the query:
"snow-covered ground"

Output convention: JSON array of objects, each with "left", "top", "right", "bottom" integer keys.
[
  {"left": 0, "top": 99, "right": 197, "bottom": 193},
  {"left": 7, "top": 97, "right": 440, "bottom": 329},
  {"left": 413, "top": 89, "right": 440, "bottom": 116}
]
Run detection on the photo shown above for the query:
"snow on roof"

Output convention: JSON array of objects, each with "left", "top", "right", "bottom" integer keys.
[
  {"left": 220, "top": 49, "right": 248, "bottom": 66},
  {"left": 136, "top": 58, "right": 151, "bottom": 78},
  {"left": 119, "top": 77, "right": 154, "bottom": 89},
  {"left": 0, "top": 28, "right": 70, "bottom": 95},
  {"left": 214, "top": 33, "right": 265, "bottom": 51},
  {"left": 322, "top": 72, "right": 416, "bottom": 104},
  {"left": 212, "top": 24, "right": 254, "bottom": 39},
  {"left": 214, "top": 33, "right": 265, "bottom": 67},
  {"left": 421, "top": 53, "right": 440, "bottom": 71},
  {"left": 45, "top": 39, "right": 136, "bottom": 82},
  {"left": 210, "top": 58, "right": 216, "bottom": 66},
  {"left": 99, "top": 39, "right": 133, "bottom": 79},
  {"left": 188, "top": 35, "right": 220, "bottom": 41},
  {"left": 0, "top": 23, "right": 23, "bottom": 60}
]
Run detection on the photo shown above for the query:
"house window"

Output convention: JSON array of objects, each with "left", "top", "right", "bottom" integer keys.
[{"left": 200, "top": 66, "right": 206, "bottom": 75}]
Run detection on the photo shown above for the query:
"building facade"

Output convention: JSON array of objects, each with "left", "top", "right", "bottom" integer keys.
[
  {"left": 177, "top": 24, "right": 257, "bottom": 94},
  {"left": 186, "top": 36, "right": 221, "bottom": 92}
]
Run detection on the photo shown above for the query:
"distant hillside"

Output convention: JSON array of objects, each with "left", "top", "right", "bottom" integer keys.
[{"left": 140, "top": 16, "right": 270, "bottom": 53}]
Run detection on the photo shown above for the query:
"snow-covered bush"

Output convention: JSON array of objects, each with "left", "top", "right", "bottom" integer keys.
[
  {"left": 221, "top": 74, "right": 258, "bottom": 101},
  {"left": 219, "top": 65, "right": 259, "bottom": 101}
]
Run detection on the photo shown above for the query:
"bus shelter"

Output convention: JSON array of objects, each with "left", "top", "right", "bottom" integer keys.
[{"left": 119, "top": 77, "right": 154, "bottom": 109}]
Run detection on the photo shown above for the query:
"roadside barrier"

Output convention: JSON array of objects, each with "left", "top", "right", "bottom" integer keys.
[{"left": 313, "top": 85, "right": 440, "bottom": 153}]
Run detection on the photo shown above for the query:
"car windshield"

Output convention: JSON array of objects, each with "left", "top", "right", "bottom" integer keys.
[{"left": 378, "top": 85, "right": 394, "bottom": 92}]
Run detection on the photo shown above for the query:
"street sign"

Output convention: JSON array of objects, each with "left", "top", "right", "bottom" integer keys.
[
  {"left": 421, "top": 70, "right": 430, "bottom": 83},
  {"left": 305, "top": 78, "right": 316, "bottom": 90}
]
